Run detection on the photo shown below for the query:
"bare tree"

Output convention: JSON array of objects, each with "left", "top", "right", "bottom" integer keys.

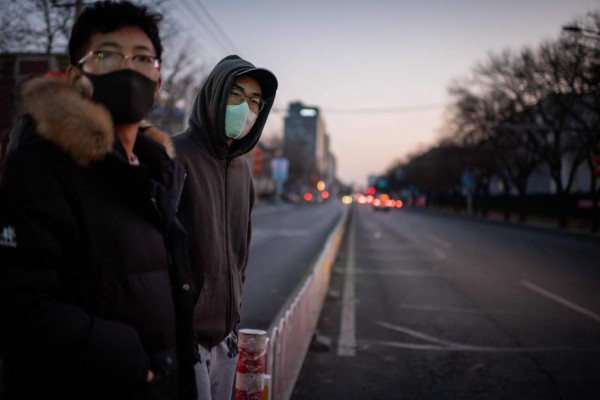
[
  {"left": 400, "top": 8, "right": 600, "bottom": 229},
  {"left": 0, "top": 0, "right": 209, "bottom": 134},
  {"left": 448, "top": 66, "right": 543, "bottom": 222},
  {"left": 518, "top": 30, "right": 600, "bottom": 228},
  {"left": 396, "top": 139, "right": 468, "bottom": 209},
  {"left": 462, "top": 38, "right": 599, "bottom": 228},
  {"left": 557, "top": 10, "right": 600, "bottom": 232},
  {"left": 0, "top": 1, "right": 28, "bottom": 52},
  {"left": 0, "top": 0, "right": 75, "bottom": 54}
]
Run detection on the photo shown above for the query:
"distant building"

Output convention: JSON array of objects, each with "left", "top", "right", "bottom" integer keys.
[
  {"left": 283, "top": 101, "right": 335, "bottom": 194},
  {"left": 0, "top": 53, "right": 69, "bottom": 156}
]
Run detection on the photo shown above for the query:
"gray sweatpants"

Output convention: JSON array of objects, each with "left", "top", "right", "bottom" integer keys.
[{"left": 194, "top": 332, "right": 239, "bottom": 400}]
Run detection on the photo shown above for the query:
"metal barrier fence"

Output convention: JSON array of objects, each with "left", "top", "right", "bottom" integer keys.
[{"left": 261, "top": 205, "right": 348, "bottom": 400}]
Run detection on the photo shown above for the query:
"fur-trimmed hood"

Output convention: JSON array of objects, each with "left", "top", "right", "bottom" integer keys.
[{"left": 19, "top": 77, "right": 174, "bottom": 166}]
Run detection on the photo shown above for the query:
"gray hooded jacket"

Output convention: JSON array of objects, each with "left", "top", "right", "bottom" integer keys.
[{"left": 173, "top": 55, "right": 276, "bottom": 348}]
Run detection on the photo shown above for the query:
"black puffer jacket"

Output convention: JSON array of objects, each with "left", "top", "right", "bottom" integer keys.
[
  {"left": 0, "top": 78, "right": 196, "bottom": 400},
  {"left": 173, "top": 55, "right": 276, "bottom": 348}
]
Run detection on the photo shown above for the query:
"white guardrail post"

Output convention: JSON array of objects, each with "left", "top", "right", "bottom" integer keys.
[{"left": 236, "top": 203, "right": 349, "bottom": 400}]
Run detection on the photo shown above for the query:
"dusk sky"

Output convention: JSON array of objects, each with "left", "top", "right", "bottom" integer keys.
[{"left": 172, "top": 0, "right": 598, "bottom": 186}]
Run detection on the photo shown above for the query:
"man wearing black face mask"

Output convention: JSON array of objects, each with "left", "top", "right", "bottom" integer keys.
[{"left": 0, "top": 2, "right": 197, "bottom": 399}]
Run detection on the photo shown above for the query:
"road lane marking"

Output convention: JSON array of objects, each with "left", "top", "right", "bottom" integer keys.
[
  {"left": 338, "top": 213, "right": 357, "bottom": 356},
  {"left": 425, "top": 234, "right": 452, "bottom": 249},
  {"left": 375, "top": 321, "right": 600, "bottom": 352},
  {"left": 377, "top": 321, "right": 462, "bottom": 347},
  {"left": 520, "top": 280, "right": 600, "bottom": 324},
  {"left": 367, "top": 340, "right": 600, "bottom": 353}
]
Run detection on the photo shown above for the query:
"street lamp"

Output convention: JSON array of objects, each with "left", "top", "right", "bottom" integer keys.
[{"left": 562, "top": 25, "right": 600, "bottom": 39}]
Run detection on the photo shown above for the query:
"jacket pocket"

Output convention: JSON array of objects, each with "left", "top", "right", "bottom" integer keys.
[
  {"left": 230, "top": 269, "right": 243, "bottom": 327},
  {"left": 193, "top": 275, "right": 228, "bottom": 341},
  {"left": 126, "top": 270, "right": 177, "bottom": 353}
]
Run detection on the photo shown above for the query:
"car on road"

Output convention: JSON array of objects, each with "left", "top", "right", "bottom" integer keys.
[{"left": 372, "top": 194, "right": 394, "bottom": 212}]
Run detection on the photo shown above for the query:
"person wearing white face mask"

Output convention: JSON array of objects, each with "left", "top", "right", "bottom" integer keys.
[
  {"left": 224, "top": 78, "right": 263, "bottom": 141},
  {"left": 172, "top": 55, "right": 277, "bottom": 400}
]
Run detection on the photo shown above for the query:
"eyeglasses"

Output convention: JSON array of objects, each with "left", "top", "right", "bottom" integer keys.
[
  {"left": 78, "top": 50, "right": 161, "bottom": 76},
  {"left": 229, "top": 86, "right": 266, "bottom": 113}
]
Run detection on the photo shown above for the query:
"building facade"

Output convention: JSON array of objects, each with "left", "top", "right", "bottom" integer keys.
[{"left": 283, "top": 101, "right": 335, "bottom": 194}]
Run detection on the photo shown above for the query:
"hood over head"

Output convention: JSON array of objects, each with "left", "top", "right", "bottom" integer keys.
[
  {"left": 186, "top": 55, "right": 277, "bottom": 160},
  {"left": 236, "top": 67, "right": 278, "bottom": 99}
]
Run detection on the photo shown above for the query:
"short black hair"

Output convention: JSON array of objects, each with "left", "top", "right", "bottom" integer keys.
[{"left": 68, "top": 1, "right": 163, "bottom": 66}]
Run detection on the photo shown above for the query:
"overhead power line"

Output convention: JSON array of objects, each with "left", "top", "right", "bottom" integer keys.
[
  {"left": 324, "top": 103, "right": 447, "bottom": 113},
  {"left": 191, "top": 0, "right": 239, "bottom": 54},
  {"left": 177, "top": 0, "right": 240, "bottom": 56},
  {"left": 270, "top": 103, "right": 447, "bottom": 114}
]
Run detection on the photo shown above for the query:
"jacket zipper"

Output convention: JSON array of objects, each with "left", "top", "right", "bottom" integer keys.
[
  {"left": 175, "top": 173, "right": 187, "bottom": 213},
  {"left": 225, "top": 159, "right": 233, "bottom": 338},
  {"left": 150, "top": 194, "right": 172, "bottom": 263}
]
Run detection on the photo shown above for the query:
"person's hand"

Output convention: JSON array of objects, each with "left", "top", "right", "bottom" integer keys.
[{"left": 147, "top": 370, "right": 154, "bottom": 382}]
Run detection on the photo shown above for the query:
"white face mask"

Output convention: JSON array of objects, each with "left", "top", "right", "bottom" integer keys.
[{"left": 225, "top": 101, "right": 257, "bottom": 140}]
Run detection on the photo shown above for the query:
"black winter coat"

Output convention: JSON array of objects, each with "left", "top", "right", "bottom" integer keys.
[{"left": 0, "top": 78, "right": 197, "bottom": 399}]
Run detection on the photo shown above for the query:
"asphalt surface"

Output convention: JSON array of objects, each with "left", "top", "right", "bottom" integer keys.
[
  {"left": 239, "top": 200, "right": 344, "bottom": 331},
  {"left": 291, "top": 205, "right": 600, "bottom": 400}
]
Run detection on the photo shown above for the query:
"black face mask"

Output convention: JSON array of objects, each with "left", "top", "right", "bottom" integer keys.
[{"left": 84, "top": 69, "right": 157, "bottom": 124}]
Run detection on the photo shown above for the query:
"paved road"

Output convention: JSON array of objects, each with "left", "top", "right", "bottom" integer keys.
[
  {"left": 239, "top": 200, "right": 344, "bottom": 331},
  {"left": 292, "top": 205, "right": 600, "bottom": 399}
]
